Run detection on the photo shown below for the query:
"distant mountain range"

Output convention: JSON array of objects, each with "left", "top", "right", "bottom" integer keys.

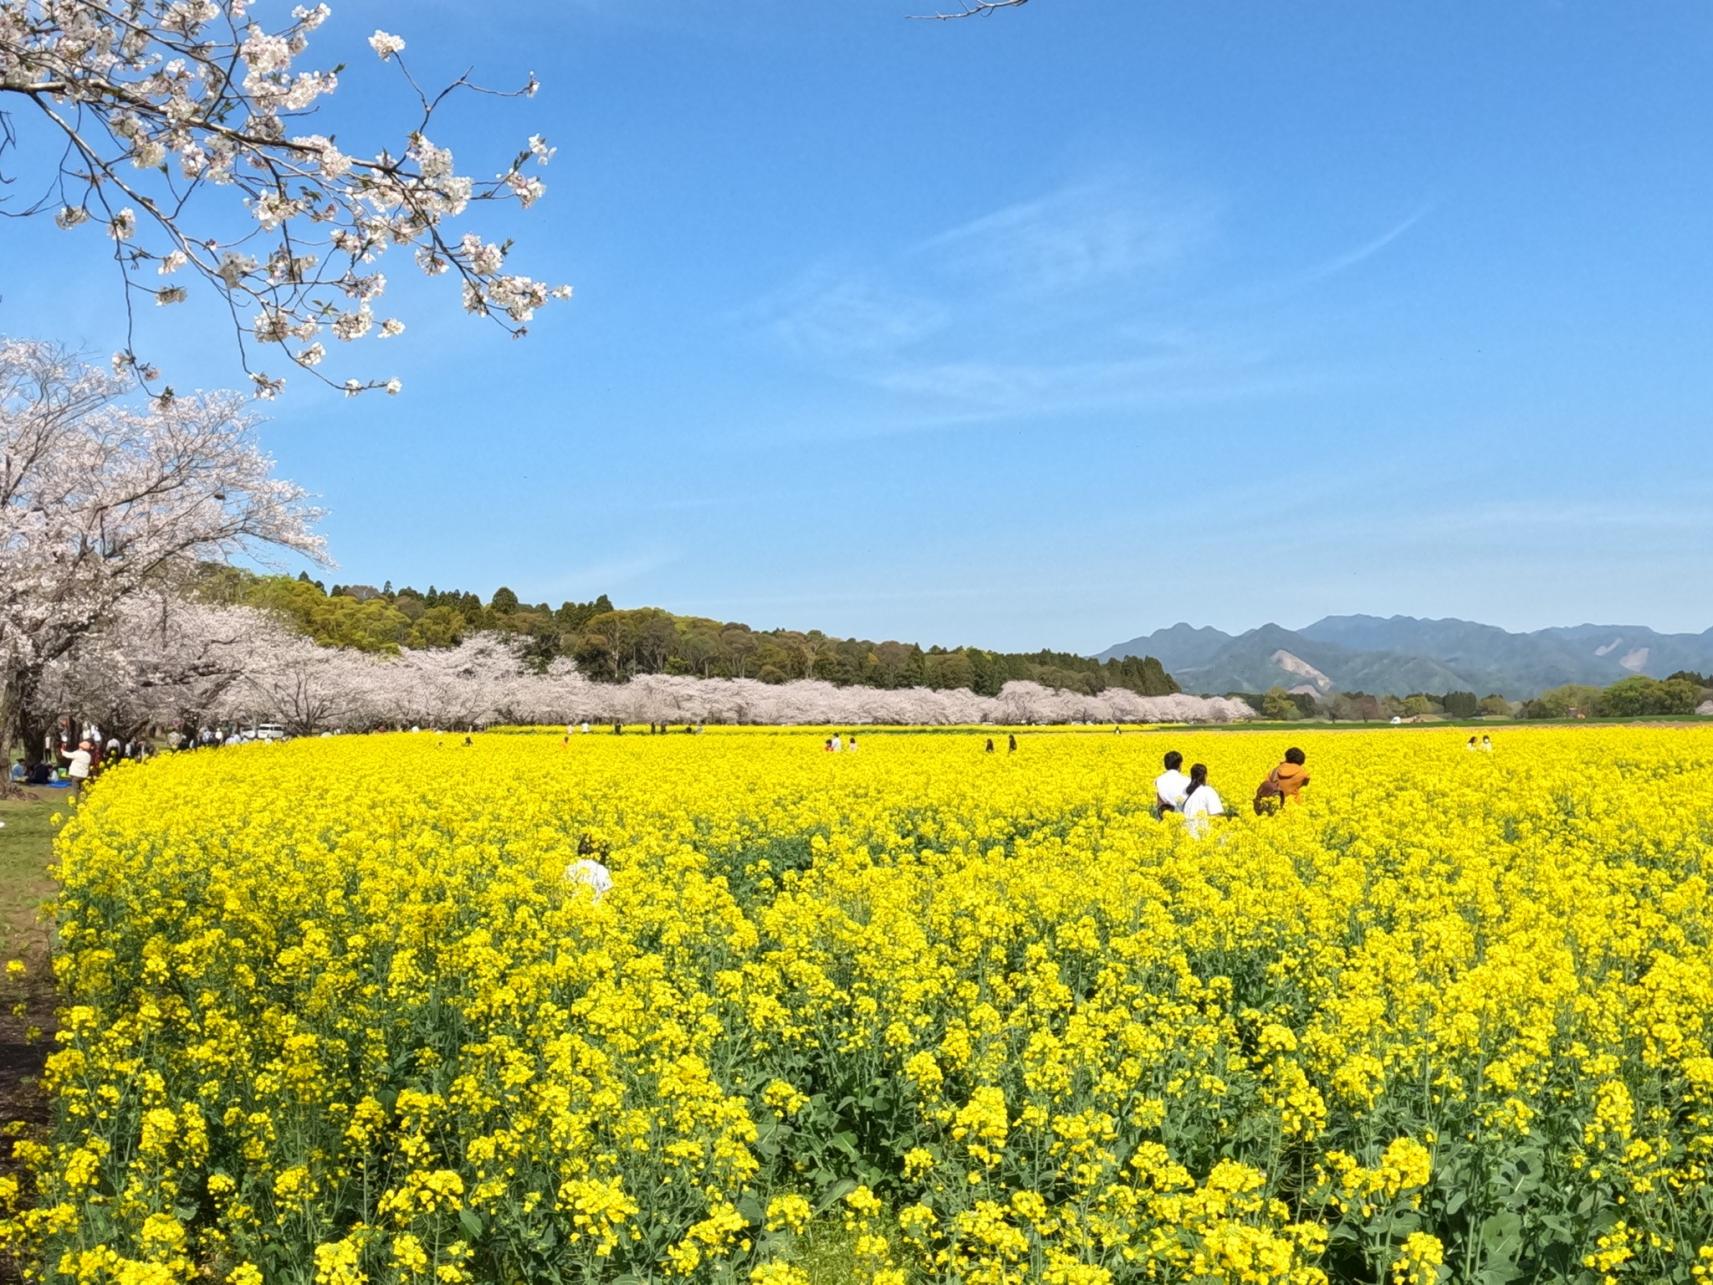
[{"left": 1096, "top": 616, "right": 1713, "bottom": 699}]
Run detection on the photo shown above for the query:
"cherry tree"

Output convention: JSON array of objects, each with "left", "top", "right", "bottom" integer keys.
[
  {"left": 0, "top": 339, "right": 321, "bottom": 767},
  {"left": 37, "top": 593, "right": 282, "bottom": 736},
  {"left": 0, "top": 0, "right": 565, "bottom": 397}
]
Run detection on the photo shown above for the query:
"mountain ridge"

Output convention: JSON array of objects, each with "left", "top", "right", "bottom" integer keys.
[{"left": 1097, "top": 615, "right": 1713, "bottom": 698}]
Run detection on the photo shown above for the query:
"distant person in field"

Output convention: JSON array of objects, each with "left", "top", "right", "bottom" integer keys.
[
  {"left": 1481, "top": 735, "right": 1493, "bottom": 752},
  {"left": 847, "top": 734, "right": 858, "bottom": 753},
  {"left": 1255, "top": 747, "right": 1310, "bottom": 814},
  {"left": 985, "top": 737, "right": 995, "bottom": 753},
  {"left": 1467, "top": 736, "right": 1478, "bottom": 751},
  {"left": 1154, "top": 750, "right": 1190, "bottom": 818},
  {"left": 565, "top": 857, "right": 613, "bottom": 902},
  {"left": 830, "top": 733, "right": 842, "bottom": 753},
  {"left": 1178, "top": 763, "right": 1225, "bottom": 836},
  {"left": 1008, "top": 733, "right": 1018, "bottom": 753}
]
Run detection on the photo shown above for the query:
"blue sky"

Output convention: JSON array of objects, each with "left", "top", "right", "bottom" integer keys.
[{"left": 5, "top": 1, "right": 1712, "bottom": 651}]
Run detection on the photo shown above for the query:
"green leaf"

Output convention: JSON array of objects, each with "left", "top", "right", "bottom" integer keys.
[
  {"left": 458, "top": 1209, "right": 484, "bottom": 1240},
  {"left": 815, "top": 1177, "right": 856, "bottom": 1213},
  {"left": 1479, "top": 1210, "right": 1523, "bottom": 1265}
]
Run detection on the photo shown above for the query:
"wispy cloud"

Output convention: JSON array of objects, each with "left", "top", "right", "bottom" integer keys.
[
  {"left": 745, "top": 265, "right": 948, "bottom": 360},
  {"left": 1283, "top": 206, "right": 1430, "bottom": 289},
  {"left": 537, "top": 548, "right": 679, "bottom": 599},
  {"left": 916, "top": 177, "right": 1217, "bottom": 295},
  {"left": 874, "top": 351, "right": 1328, "bottom": 422},
  {"left": 744, "top": 174, "right": 1425, "bottom": 430}
]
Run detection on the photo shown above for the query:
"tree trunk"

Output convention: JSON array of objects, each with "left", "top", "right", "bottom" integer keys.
[{"left": 1, "top": 664, "right": 46, "bottom": 795}]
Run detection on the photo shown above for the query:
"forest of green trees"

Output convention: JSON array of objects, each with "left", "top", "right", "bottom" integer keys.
[
  {"left": 197, "top": 570, "right": 1180, "bottom": 698},
  {"left": 1235, "top": 675, "right": 1712, "bottom": 722}
]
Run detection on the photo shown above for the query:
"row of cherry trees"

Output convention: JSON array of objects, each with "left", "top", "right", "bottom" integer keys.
[
  {"left": 4, "top": 338, "right": 1251, "bottom": 756},
  {"left": 41, "top": 596, "right": 1254, "bottom": 736}
]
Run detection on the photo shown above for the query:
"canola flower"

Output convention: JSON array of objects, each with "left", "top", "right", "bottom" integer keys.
[{"left": 2, "top": 727, "right": 1712, "bottom": 1282}]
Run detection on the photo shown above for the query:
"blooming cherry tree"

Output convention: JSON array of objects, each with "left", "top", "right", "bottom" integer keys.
[
  {"left": 1, "top": 339, "right": 321, "bottom": 767},
  {"left": 0, "top": 1, "right": 566, "bottom": 398}
]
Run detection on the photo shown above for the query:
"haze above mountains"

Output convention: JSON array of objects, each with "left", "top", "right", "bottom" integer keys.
[{"left": 1097, "top": 616, "right": 1713, "bottom": 699}]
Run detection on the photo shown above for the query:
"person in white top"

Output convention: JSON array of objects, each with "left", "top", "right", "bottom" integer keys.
[
  {"left": 60, "top": 740, "right": 93, "bottom": 792},
  {"left": 565, "top": 858, "right": 613, "bottom": 901},
  {"left": 1154, "top": 750, "right": 1190, "bottom": 818},
  {"left": 1178, "top": 763, "right": 1225, "bottom": 837}
]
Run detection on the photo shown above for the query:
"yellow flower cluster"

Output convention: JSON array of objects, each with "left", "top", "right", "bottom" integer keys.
[{"left": 4, "top": 725, "right": 1713, "bottom": 1283}]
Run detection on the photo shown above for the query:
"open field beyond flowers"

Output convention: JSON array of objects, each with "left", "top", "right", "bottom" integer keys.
[{"left": 3, "top": 728, "right": 1712, "bottom": 1284}]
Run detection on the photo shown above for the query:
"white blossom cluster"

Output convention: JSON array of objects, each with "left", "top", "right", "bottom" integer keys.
[{"left": 0, "top": 1, "right": 567, "bottom": 397}]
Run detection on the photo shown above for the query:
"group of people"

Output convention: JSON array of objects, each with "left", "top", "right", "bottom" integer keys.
[
  {"left": 823, "top": 733, "right": 858, "bottom": 752},
  {"left": 1152, "top": 747, "right": 1310, "bottom": 835},
  {"left": 1466, "top": 735, "right": 1494, "bottom": 752},
  {"left": 9, "top": 726, "right": 154, "bottom": 790}
]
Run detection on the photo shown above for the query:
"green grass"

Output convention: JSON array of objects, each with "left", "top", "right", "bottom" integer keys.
[
  {"left": 0, "top": 791, "right": 65, "bottom": 963},
  {"left": 0, "top": 789, "right": 66, "bottom": 1160}
]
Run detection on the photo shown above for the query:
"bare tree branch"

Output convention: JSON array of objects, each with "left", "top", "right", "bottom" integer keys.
[{"left": 909, "top": 0, "right": 1028, "bottom": 19}]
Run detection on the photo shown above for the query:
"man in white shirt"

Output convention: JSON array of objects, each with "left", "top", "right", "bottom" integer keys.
[
  {"left": 60, "top": 740, "right": 93, "bottom": 792},
  {"left": 1154, "top": 750, "right": 1190, "bottom": 818}
]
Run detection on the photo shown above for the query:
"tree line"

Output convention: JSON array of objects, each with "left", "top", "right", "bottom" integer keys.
[
  {"left": 1233, "top": 676, "right": 1712, "bottom": 722},
  {"left": 1517, "top": 674, "right": 1711, "bottom": 720},
  {"left": 198, "top": 570, "right": 1180, "bottom": 699}
]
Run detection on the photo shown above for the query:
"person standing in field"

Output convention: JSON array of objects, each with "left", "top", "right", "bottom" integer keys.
[
  {"left": 1154, "top": 750, "right": 1190, "bottom": 818},
  {"left": 60, "top": 740, "right": 93, "bottom": 794},
  {"left": 1178, "top": 763, "right": 1225, "bottom": 836},
  {"left": 1008, "top": 733, "right": 1018, "bottom": 753},
  {"left": 1481, "top": 735, "right": 1493, "bottom": 752}
]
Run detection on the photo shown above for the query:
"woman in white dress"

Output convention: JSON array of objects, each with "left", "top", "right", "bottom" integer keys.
[{"left": 1178, "top": 762, "right": 1225, "bottom": 837}]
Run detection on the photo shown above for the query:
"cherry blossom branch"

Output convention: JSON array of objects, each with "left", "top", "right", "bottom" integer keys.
[{"left": 0, "top": 2, "right": 567, "bottom": 399}]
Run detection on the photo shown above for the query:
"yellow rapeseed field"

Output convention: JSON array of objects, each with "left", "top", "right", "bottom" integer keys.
[{"left": 4, "top": 726, "right": 1712, "bottom": 1284}]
